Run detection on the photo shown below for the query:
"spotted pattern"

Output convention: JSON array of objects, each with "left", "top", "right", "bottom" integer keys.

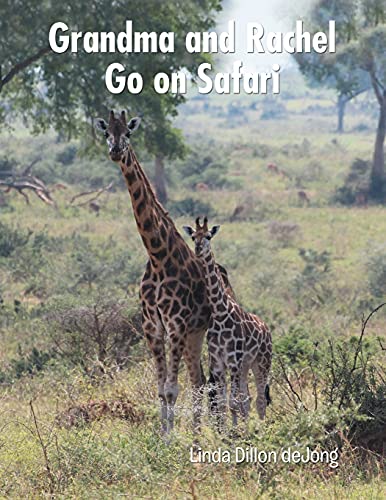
[
  {"left": 189, "top": 223, "right": 272, "bottom": 427},
  {"left": 106, "top": 132, "right": 232, "bottom": 433}
]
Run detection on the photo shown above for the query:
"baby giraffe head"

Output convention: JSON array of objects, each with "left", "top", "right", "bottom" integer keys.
[
  {"left": 183, "top": 216, "right": 220, "bottom": 257},
  {"left": 95, "top": 110, "right": 141, "bottom": 162}
]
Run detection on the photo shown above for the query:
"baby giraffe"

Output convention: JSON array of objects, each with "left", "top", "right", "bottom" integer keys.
[{"left": 183, "top": 217, "right": 272, "bottom": 427}]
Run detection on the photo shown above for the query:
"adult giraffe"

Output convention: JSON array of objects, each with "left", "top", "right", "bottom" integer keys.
[{"left": 96, "top": 110, "right": 232, "bottom": 434}]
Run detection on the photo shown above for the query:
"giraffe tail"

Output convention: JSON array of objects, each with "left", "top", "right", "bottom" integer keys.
[{"left": 265, "top": 384, "right": 272, "bottom": 406}]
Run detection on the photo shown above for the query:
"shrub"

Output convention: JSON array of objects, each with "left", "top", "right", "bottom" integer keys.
[
  {"left": 268, "top": 220, "right": 300, "bottom": 248},
  {"left": 367, "top": 247, "right": 386, "bottom": 299},
  {"left": 48, "top": 298, "right": 142, "bottom": 373},
  {"left": 275, "top": 325, "right": 317, "bottom": 366},
  {"left": 0, "top": 347, "right": 55, "bottom": 384},
  {"left": 293, "top": 248, "right": 332, "bottom": 307},
  {"left": 334, "top": 158, "right": 370, "bottom": 205},
  {"left": 56, "top": 144, "right": 78, "bottom": 165},
  {"left": 168, "top": 197, "right": 215, "bottom": 218},
  {"left": 260, "top": 99, "right": 287, "bottom": 120},
  {"left": 0, "top": 222, "right": 32, "bottom": 257},
  {"left": 174, "top": 148, "right": 235, "bottom": 190},
  {"left": 275, "top": 304, "right": 386, "bottom": 454}
]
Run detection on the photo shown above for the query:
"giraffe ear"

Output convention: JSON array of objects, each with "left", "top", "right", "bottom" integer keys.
[
  {"left": 182, "top": 226, "right": 194, "bottom": 237},
  {"left": 210, "top": 225, "right": 220, "bottom": 237},
  {"left": 95, "top": 119, "right": 108, "bottom": 132},
  {"left": 127, "top": 117, "right": 141, "bottom": 133}
]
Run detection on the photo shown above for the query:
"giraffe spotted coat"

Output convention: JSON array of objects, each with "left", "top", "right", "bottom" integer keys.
[{"left": 184, "top": 217, "right": 272, "bottom": 426}]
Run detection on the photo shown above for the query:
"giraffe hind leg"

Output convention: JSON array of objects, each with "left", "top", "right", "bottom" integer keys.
[
  {"left": 239, "top": 362, "right": 252, "bottom": 420},
  {"left": 252, "top": 361, "right": 270, "bottom": 420}
]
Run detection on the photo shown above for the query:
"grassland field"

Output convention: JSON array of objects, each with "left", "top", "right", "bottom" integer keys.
[{"left": 0, "top": 81, "right": 385, "bottom": 498}]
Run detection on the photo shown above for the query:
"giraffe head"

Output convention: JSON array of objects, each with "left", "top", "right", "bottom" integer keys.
[
  {"left": 183, "top": 217, "right": 220, "bottom": 257},
  {"left": 96, "top": 110, "right": 141, "bottom": 162}
]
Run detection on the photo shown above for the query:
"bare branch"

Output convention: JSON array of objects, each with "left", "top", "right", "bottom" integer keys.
[
  {"left": 0, "top": 177, "right": 56, "bottom": 206},
  {"left": 277, "top": 355, "right": 308, "bottom": 411},
  {"left": 353, "top": 302, "right": 386, "bottom": 372},
  {"left": 0, "top": 46, "right": 51, "bottom": 92},
  {"left": 69, "top": 182, "right": 114, "bottom": 206},
  {"left": 29, "top": 401, "right": 55, "bottom": 494}
]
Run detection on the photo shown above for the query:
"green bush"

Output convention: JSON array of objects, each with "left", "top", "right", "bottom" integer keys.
[
  {"left": 0, "top": 222, "right": 32, "bottom": 257},
  {"left": 275, "top": 325, "right": 317, "bottom": 366},
  {"left": 367, "top": 247, "right": 386, "bottom": 299},
  {"left": 168, "top": 197, "right": 215, "bottom": 218},
  {"left": 0, "top": 347, "right": 55, "bottom": 384},
  {"left": 334, "top": 158, "right": 370, "bottom": 205},
  {"left": 174, "top": 147, "right": 236, "bottom": 190},
  {"left": 293, "top": 248, "right": 332, "bottom": 307}
]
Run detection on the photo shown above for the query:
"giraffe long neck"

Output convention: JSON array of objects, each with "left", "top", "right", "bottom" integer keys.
[
  {"left": 119, "top": 147, "right": 187, "bottom": 267},
  {"left": 201, "top": 250, "right": 228, "bottom": 313}
]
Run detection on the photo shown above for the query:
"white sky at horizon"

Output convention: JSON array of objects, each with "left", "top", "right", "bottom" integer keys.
[{"left": 216, "top": 0, "right": 314, "bottom": 72}]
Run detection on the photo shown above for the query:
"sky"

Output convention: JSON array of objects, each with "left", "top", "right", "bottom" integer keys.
[{"left": 216, "top": 0, "right": 313, "bottom": 72}]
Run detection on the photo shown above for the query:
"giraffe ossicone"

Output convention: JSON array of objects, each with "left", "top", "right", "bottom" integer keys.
[{"left": 183, "top": 216, "right": 272, "bottom": 428}]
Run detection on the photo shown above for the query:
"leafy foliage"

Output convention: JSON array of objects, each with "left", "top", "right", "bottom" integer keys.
[
  {"left": 0, "top": 222, "right": 32, "bottom": 257},
  {"left": 334, "top": 158, "right": 371, "bottom": 205}
]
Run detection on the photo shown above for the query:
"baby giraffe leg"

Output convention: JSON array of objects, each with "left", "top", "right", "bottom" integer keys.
[
  {"left": 208, "top": 353, "right": 227, "bottom": 432},
  {"left": 252, "top": 362, "right": 270, "bottom": 420},
  {"left": 239, "top": 362, "right": 251, "bottom": 420},
  {"left": 229, "top": 370, "right": 242, "bottom": 427}
]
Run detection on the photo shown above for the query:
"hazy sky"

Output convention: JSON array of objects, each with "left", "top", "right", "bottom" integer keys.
[{"left": 216, "top": 0, "right": 313, "bottom": 71}]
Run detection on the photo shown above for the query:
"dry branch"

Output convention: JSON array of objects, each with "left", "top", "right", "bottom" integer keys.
[
  {"left": 69, "top": 182, "right": 114, "bottom": 207},
  {"left": 0, "top": 176, "right": 56, "bottom": 206}
]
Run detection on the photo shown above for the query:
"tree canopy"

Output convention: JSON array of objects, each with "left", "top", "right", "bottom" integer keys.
[
  {"left": 295, "top": 0, "right": 386, "bottom": 198},
  {"left": 0, "top": 0, "right": 222, "bottom": 200}
]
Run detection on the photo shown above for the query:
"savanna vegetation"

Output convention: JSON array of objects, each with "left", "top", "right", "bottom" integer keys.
[
  {"left": 0, "top": 0, "right": 385, "bottom": 498},
  {"left": 0, "top": 74, "right": 385, "bottom": 497}
]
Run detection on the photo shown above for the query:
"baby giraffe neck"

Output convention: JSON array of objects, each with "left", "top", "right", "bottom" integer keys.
[{"left": 200, "top": 250, "right": 227, "bottom": 311}]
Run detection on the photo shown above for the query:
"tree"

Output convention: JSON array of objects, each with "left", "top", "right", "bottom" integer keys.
[
  {"left": 294, "top": 0, "right": 371, "bottom": 133},
  {"left": 0, "top": 0, "right": 222, "bottom": 202},
  {"left": 295, "top": 0, "right": 386, "bottom": 199}
]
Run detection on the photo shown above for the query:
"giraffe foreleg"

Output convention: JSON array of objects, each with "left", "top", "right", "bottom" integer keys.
[
  {"left": 239, "top": 362, "right": 252, "bottom": 420},
  {"left": 229, "top": 369, "right": 243, "bottom": 427},
  {"left": 183, "top": 330, "right": 206, "bottom": 434},
  {"left": 142, "top": 307, "right": 168, "bottom": 433},
  {"left": 208, "top": 351, "right": 227, "bottom": 432}
]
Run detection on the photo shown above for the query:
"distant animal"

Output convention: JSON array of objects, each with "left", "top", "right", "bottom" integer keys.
[
  {"left": 267, "top": 163, "right": 280, "bottom": 174},
  {"left": 267, "top": 163, "right": 290, "bottom": 180},
  {"left": 52, "top": 183, "right": 68, "bottom": 191},
  {"left": 230, "top": 204, "right": 246, "bottom": 222},
  {"left": 195, "top": 182, "right": 210, "bottom": 192},
  {"left": 89, "top": 201, "right": 101, "bottom": 215},
  {"left": 298, "top": 190, "right": 310, "bottom": 205},
  {"left": 183, "top": 217, "right": 272, "bottom": 428}
]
